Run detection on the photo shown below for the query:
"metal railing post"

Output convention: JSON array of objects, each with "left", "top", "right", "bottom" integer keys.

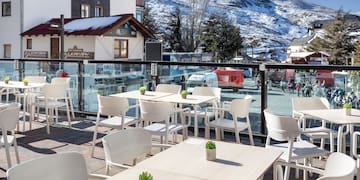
[
  {"left": 259, "top": 63, "right": 267, "bottom": 135},
  {"left": 78, "top": 61, "right": 84, "bottom": 112}
]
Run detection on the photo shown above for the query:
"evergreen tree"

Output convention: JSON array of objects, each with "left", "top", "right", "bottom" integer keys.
[
  {"left": 306, "top": 11, "right": 354, "bottom": 64},
  {"left": 354, "top": 39, "right": 360, "bottom": 65},
  {"left": 203, "top": 13, "right": 243, "bottom": 62},
  {"left": 164, "top": 7, "right": 184, "bottom": 52},
  {"left": 143, "top": 5, "right": 159, "bottom": 39}
]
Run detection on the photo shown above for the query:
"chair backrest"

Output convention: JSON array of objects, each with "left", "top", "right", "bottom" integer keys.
[
  {"left": 292, "top": 97, "right": 330, "bottom": 113},
  {"left": 155, "top": 84, "right": 181, "bottom": 94},
  {"left": 97, "top": 95, "right": 129, "bottom": 116},
  {"left": 51, "top": 77, "right": 71, "bottom": 89},
  {"left": 102, "top": 128, "right": 152, "bottom": 165},
  {"left": 318, "top": 152, "right": 355, "bottom": 180},
  {"left": 264, "top": 110, "right": 301, "bottom": 142},
  {"left": 25, "top": 76, "right": 46, "bottom": 83},
  {"left": 7, "top": 152, "right": 89, "bottom": 180},
  {"left": 0, "top": 106, "right": 20, "bottom": 131},
  {"left": 193, "top": 86, "right": 221, "bottom": 103},
  {"left": 139, "top": 100, "right": 173, "bottom": 123},
  {"left": 42, "top": 84, "right": 67, "bottom": 99},
  {"left": 230, "top": 95, "right": 252, "bottom": 118}
]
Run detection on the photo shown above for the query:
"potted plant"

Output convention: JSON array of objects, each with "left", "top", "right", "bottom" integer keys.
[
  {"left": 3, "top": 76, "right": 9, "bottom": 84},
  {"left": 22, "top": 78, "right": 29, "bottom": 86},
  {"left": 205, "top": 140, "right": 216, "bottom": 161},
  {"left": 139, "top": 171, "right": 153, "bottom": 180},
  {"left": 181, "top": 90, "right": 187, "bottom": 99},
  {"left": 343, "top": 103, "right": 352, "bottom": 116},
  {"left": 139, "top": 86, "right": 146, "bottom": 95}
]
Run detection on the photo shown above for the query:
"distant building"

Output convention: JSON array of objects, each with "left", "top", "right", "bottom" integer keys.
[
  {"left": 0, "top": 0, "right": 145, "bottom": 58},
  {"left": 21, "top": 14, "right": 153, "bottom": 60},
  {"left": 287, "top": 51, "right": 329, "bottom": 64}
]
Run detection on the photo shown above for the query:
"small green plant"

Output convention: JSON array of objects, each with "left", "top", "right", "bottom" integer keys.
[
  {"left": 139, "top": 171, "right": 153, "bottom": 180},
  {"left": 181, "top": 90, "right": 187, "bottom": 95},
  {"left": 343, "top": 103, "right": 352, "bottom": 109},
  {"left": 3, "top": 76, "right": 9, "bottom": 81},
  {"left": 139, "top": 86, "right": 146, "bottom": 91},
  {"left": 205, "top": 141, "right": 216, "bottom": 149},
  {"left": 22, "top": 78, "right": 28, "bottom": 83}
]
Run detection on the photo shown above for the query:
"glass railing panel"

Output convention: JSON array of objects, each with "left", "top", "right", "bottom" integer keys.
[
  {"left": 82, "top": 62, "right": 148, "bottom": 112},
  {"left": 0, "top": 60, "right": 18, "bottom": 81}
]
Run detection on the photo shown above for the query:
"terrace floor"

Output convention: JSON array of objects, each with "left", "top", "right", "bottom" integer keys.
[{"left": 0, "top": 116, "right": 319, "bottom": 180}]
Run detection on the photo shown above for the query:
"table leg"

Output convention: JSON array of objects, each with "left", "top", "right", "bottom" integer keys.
[
  {"left": 2, "top": 129, "right": 12, "bottom": 168},
  {"left": 22, "top": 89, "right": 27, "bottom": 131},
  {"left": 194, "top": 105, "right": 198, "bottom": 137},
  {"left": 337, "top": 125, "right": 345, "bottom": 152}
]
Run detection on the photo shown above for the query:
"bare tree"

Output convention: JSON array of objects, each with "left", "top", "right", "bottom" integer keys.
[{"left": 182, "top": 0, "right": 209, "bottom": 52}]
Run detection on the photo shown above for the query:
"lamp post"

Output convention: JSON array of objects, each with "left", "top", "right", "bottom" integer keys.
[{"left": 60, "top": 14, "right": 64, "bottom": 60}]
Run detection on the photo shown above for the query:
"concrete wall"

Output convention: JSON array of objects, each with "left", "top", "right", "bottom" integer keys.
[
  {"left": 110, "top": 0, "right": 135, "bottom": 15},
  {"left": 95, "top": 32, "right": 144, "bottom": 60}
]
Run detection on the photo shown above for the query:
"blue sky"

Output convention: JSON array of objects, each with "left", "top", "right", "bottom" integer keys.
[{"left": 306, "top": 0, "right": 360, "bottom": 13}]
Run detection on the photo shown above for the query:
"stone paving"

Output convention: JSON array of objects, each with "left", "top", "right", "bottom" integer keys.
[{"left": 0, "top": 115, "right": 319, "bottom": 180}]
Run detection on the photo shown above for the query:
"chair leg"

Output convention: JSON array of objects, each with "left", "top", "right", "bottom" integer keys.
[
  {"left": 46, "top": 108, "right": 50, "bottom": 134},
  {"left": 235, "top": 131, "right": 240, "bottom": 144},
  {"left": 284, "top": 166, "right": 290, "bottom": 180},
  {"left": 215, "top": 128, "right": 220, "bottom": 140},
  {"left": 105, "top": 163, "right": 110, "bottom": 175},
  {"left": 91, "top": 126, "right": 99, "bottom": 157},
  {"left": 65, "top": 100, "right": 72, "bottom": 128},
  {"left": 13, "top": 138, "right": 20, "bottom": 164},
  {"left": 67, "top": 92, "right": 75, "bottom": 118}
]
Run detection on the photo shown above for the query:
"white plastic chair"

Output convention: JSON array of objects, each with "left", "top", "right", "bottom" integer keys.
[
  {"left": 352, "top": 132, "right": 360, "bottom": 179},
  {"left": 102, "top": 128, "right": 171, "bottom": 175},
  {"left": 140, "top": 100, "right": 190, "bottom": 144},
  {"left": 0, "top": 105, "right": 20, "bottom": 168},
  {"left": 292, "top": 97, "right": 336, "bottom": 150},
  {"left": 51, "top": 77, "right": 75, "bottom": 118},
  {"left": 91, "top": 94, "right": 139, "bottom": 157},
  {"left": 184, "top": 86, "right": 221, "bottom": 139},
  {"left": 208, "top": 95, "right": 254, "bottom": 145},
  {"left": 6, "top": 152, "right": 108, "bottom": 180},
  {"left": 264, "top": 110, "right": 331, "bottom": 180},
  {"left": 30, "top": 83, "right": 71, "bottom": 134},
  {"left": 275, "top": 152, "right": 356, "bottom": 180},
  {"left": 155, "top": 84, "right": 181, "bottom": 94}
]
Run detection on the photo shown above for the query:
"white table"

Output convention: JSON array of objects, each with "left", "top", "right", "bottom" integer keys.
[
  {"left": 111, "top": 90, "right": 173, "bottom": 119},
  {"left": 300, "top": 108, "right": 360, "bottom": 152},
  {"left": 155, "top": 94, "right": 217, "bottom": 137},
  {"left": 107, "top": 138, "right": 282, "bottom": 180},
  {"left": 0, "top": 81, "right": 45, "bottom": 131}
]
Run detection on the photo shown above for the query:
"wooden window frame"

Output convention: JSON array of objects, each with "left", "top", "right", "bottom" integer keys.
[
  {"left": 114, "top": 39, "right": 128, "bottom": 58},
  {"left": 26, "top": 39, "right": 32, "bottom": 49},
  {"left": 3, "top": 44, "right": 11, "bottom": 58}
]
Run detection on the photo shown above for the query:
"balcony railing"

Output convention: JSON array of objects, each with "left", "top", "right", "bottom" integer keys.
[{"left": 2, "top": 58, "right": 360, "bottom": 138}]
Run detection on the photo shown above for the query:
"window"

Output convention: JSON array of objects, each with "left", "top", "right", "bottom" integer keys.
[
  {"left": 81, "top": 4, "right": 90, "bottom": 18},
  {"left": 136, "top": 9, "right": 143, "bottom": 22},
  {"left": 95, "top": 6, "right": 103, "bottom": 17},
  {"left": 114, "top": 39, "right": 128, "bottom": 58},
  {"left": 26, "top": 39, "right": 32, "bottom": 49},
  {"left": 2, "top": 2, "right": 11, "bottom": 16},
  {"left": 3, "top": 44, "right": 11, "bottom": 58}
]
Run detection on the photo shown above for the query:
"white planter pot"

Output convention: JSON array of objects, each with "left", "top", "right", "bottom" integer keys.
[
  {"left": 206, "top": 149, "right": 216, "bottom": 161},
  {"left": 345, "top": 108, "right": 351, "bottom": 116}
]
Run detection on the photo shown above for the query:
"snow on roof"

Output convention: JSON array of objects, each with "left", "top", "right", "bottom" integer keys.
[
  {"left": 64, "top": 16, "right": 121, "bottom": 32},
  {"left": 289, "top": 52, "right": 314, "bottom": 58}
]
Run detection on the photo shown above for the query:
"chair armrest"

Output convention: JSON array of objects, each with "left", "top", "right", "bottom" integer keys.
[
  {"left": 276, "top": 161, "right": 325, "bottom": 175},
  {"left": 128, "top": 104, "right": 139, "bottom": 110},
  {"left": 152, "top": 143, "right": 173, "bottom": 149},
  {"left": 174, "top": 107, "right": 191, "bottom": 114},
  {"left": 88, "top": 173, "right": 110, "bottom": 179},
  {"left": 353, "top": 132, "right": 360, "bottom": 157}
]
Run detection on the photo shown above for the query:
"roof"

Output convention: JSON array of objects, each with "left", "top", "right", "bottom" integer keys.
[
  {"left": 289, "top": 51, "right": 329, "bottom": 58},
  {"left": 290, "top": 33, "right": 316, "bottom": 46},
  {"left": 21, "top": 14, "right": 154, "bottom": 38}
]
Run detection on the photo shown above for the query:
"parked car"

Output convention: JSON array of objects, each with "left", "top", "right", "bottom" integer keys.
[{"left": 186, "top": 72, "right": 218, "bottom": 93}]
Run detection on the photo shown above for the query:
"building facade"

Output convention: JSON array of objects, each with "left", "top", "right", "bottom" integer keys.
[{"left": 0, "top": 0, "right": 144, "bottom": 59}]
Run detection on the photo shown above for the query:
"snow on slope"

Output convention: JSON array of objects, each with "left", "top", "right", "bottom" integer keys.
[{"left": 147, "top": 0, "right": 336, "bottom": 48}]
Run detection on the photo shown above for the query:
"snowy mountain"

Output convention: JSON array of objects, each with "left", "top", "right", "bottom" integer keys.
[{"left": 147, "top": 0, "right": 336, "bottom": 48}]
